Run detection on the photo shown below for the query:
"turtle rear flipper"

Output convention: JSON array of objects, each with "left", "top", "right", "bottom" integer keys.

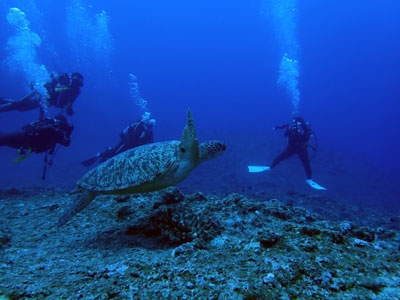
[{"left": 57, "top": 190, "right": 96, "bottom": 227}]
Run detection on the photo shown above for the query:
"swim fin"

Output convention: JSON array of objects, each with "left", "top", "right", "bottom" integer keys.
[
  {"left": 306, "top": 179, "right": 327, "bottom": 190},
  {"left": 248, "top": 166, "right": 271, "bottom": 172},
  {"left": 14, "top": 148, "right": 32, "bottom": 163},
  {"left": 81, "top": 153, "right": 101, "bottom": 167}
]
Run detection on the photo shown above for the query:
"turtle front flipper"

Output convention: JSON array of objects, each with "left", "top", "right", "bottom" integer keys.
[
  {"left": 179, "top": 109, "right": 199, "bottom": 166},
  {"left": 57, "top": 189, "right": 97, "bottom": 227}
]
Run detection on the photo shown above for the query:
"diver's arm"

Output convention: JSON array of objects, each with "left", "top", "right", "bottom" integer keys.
[
  {"left": 114, "top": 143, "right": 126, "bottom": 154},
  {"left": 273, "top": 124, "right": 289, "bottom": 130}
]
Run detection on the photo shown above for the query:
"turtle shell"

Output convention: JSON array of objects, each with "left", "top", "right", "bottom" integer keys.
[{"left": 78, "top": 141, "right": 180, "bottom": 193}]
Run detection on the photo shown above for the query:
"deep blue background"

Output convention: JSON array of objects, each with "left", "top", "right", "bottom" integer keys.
[{"left": 0, "top": 0, "right": 399, "bottom": 193}]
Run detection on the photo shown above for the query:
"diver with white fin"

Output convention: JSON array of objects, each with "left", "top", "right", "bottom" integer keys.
[{"left": 248, "top": 117, "right": 326, "bottom": 190}]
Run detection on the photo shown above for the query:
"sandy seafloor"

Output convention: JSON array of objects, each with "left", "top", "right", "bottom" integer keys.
[{"left": 0, "top": 132, "right": 400, "bottom": 299}]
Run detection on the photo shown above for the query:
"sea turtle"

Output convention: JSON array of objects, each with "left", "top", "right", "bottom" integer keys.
[{"left": 58, "top": 109, "right": 226, "bottom": 226}]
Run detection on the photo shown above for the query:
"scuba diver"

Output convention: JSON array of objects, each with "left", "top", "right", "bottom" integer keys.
[
  {"left": 248, "top": 117, "right": 326, "bottom": 190},
  {"left": 0, "top": 72, "right": 84, "bottom": 119},
  {"left": 81, "top": 112, "right": 156, "bottom": 167},
  {"left": 0, "top": 114, "right": 74, "bottom": 179}
]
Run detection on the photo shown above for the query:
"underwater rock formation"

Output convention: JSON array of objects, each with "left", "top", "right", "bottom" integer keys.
[{"left": 0, "top": 186, "right": 399, "bottom": 299}]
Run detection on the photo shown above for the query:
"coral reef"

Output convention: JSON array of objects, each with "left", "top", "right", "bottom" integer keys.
[{"left": 0, "top": 187, "right": 399, "bottom": 299}]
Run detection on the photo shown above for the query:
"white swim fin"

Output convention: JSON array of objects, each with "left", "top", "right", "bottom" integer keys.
[
  {"left": 306, "top": 179, "right": 327, "bottom": 190},
  {"left": 248, "top": 166, "right": 271, "bottom": 173}
]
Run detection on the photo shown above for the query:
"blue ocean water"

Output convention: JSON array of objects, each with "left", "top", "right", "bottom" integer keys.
[{"left": 0, "top": 0, "right": 399, "bottom": 209}]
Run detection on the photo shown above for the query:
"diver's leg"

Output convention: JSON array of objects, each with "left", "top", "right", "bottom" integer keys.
[
  {"left": 0, "top": 98, "right": 14, "bottom": 104},
  {"left": 0, "top": 94, "right": 40, "bottom": 112},
  {"left": 81, "top": 145, "right": 117, "bottom": 167},
  {"left": 99, "top": 151, "right": 115, "bottom": 162},
  {"left": 99, "top": 143, "right": 123, "bottom": 162},
  {"left": 270, "top": 148, "right": 294, "bottom": 169},
  {"left": 297, "top": 149, "right": 312, "bottom": 179},
  {"left": 15, "top": 93, "right": 41, "bottom": 111},
  {"left": 0, "top": 132, "right": 26, "bottom": 149},
  {"left": 0, "top": 99, "right": 16, "bottom": 112},
  {"left": 81, "top": 153, "right": 101, "bottom": 167},
  {"left": 0, "top": 103, "right": 13, "bottom": 112}
]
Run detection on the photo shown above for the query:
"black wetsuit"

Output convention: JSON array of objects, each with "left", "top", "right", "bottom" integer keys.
[
  {"left": 100, "top": 121, "right": 154, "bottom": 162},
  {"left": 81, "top": 120, "right": 154, "bottom": 167},
  {"left": 0, "top": 72, "right": 83, "bottom": 118},
  {"left": 0, "top": 116, "right": 74, "bottom": 154},
  {"left": 45, "top": 73, "right": 83, "bottom": 116},
  {"left": 270, "top": 120, "right": 313, "bottom": 179}
]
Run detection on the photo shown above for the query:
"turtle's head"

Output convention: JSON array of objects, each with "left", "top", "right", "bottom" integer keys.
[{"left": 199, "top": 140, "right": 227, "bottom": 163}]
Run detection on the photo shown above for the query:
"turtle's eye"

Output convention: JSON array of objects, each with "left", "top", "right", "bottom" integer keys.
[{"left": 180, "top": 147, "right": 185, "bottom": 153}]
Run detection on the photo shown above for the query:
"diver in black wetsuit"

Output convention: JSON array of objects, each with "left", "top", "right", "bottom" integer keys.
[
  {"left": 265, "top": 116, "right": 326, "bottom": 190},
  {"left": 270, "top": 117, "right": 313, "bottom": 179},
  {"left": 0, "top": 114, "right": 74, "bottom": 155},
  {"left": 0, "top": 72, "right": 84, "bottom": 119},
  {"left": 0, "top": 114, "right": 74, "bottom": 179},
  {"left": 81, "top": 112, "right": 156, "bottom": 167}
]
